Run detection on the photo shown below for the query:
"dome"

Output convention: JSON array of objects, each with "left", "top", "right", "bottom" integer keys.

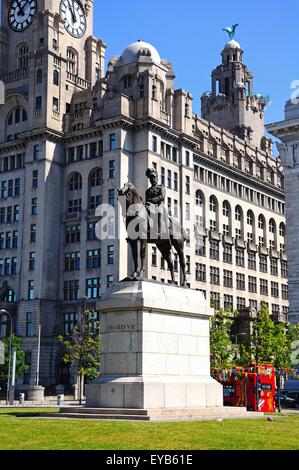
[
  {"left": 224, "top": 39, "right": 241, "bottom": 49},
  {"left": 120, "top": 40, "right": 161, "bottom": 65}
]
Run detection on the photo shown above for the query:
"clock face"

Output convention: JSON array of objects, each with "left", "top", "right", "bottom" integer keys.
[
  {"left": 8, "top": 0, "right": 37, "bottom": 32},
  {"left": 60, "top": 0, "right": 87, "bottom": 38}
]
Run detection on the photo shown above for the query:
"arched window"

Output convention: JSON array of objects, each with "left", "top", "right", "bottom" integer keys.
[
  {"left": 247, "top": 210, "right": 254, "bottom": 226},
  {"left": 235, "top": 206, "right": 242, "bottom": 222},
  {"left": 269, "top": 219, "right": 276, "bottom": 234},
  {"left": 18, "top": 43, "right": 28, "bottom": 70},
  {"left": 90, "top": 169, "right": 103, "bottom": 188},
  {"left": 36, "top": 69, "right": 43, "bottom": 85},
  {"left": 210, "top": 196, "right": 217, "bottom": 213},
  {"left": 7, "top": 107, "right": 28, "bottom": 126},
  {"left": 258, "top": 215, "right": 265, "bottom": 230},
  {"left": 223, "top": 201, "right": 231, "bottom": 218},
  {"left": 53, "top": 70, "right": 59, "bottom": 86},
  {"left": 152, "top": 85, "right": 157, "bottom": 100},
  {"left": 69, "top": 173, "right": 82, "bottom": 192},
  {"left": 279, "top": 223, "right": 286, "bottom": 238},
  {"left": 67, "top": 48, "right": 78, "bottom": 75},
  {"left": 196, "top": 190, "right": 204, "bottom": 207}
]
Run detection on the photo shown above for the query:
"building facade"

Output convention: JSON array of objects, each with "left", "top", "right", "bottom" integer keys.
[
  {"left": 0, "top": 1, "right": 288, "bottom": 390},
  {"left": 267, "top": 99, "right": 299, "bottom": 325}
]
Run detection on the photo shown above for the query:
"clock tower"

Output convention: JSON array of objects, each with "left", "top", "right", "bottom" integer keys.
[{"left": 0, "top": 1, "right": 106, "bottom": 387}]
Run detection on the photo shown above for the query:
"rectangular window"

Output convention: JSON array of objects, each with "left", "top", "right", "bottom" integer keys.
[
  {"left": 30, "top": 224, "right": 37, "bottom": 243},
  {"left": 63, "top": 280, "right": 79, "bottom": 302},
  {"left": 152, "top": 247, "right": 157, "bottom": 266},
  {"left": 237, "top": 297, "right": 246, "bottom": 311},
  {"left": 8, "top": 180, "right": 13, "bottom": 198},
  {"left": 5, "top": 232, "right": 11, "bottom": 249},
  {"left": 14, "top": 178, "right": 20, "bottom": 197},
  {"left": 223, "top": 245, "right": 233, "bottom": 264},
  {"left": 12, "top": 230, "right": 18, "bottom": 249},
  {"left": 29, "top": 252, "right": 36, "bottom": 271},
  {"left": 248, "top": 276, "right": 257, "bottom": 293},
  {"left": 236, "top": 249, "right": 245, "bottom": 268},
  {"left": 52, "top": 97, "right": 59, "bottom": 112},
  {"left": 28, "top": 280, "right": 35, "bottom": 301},
  {"left": 210, "top": 267, "right": 220, "bottom": 285},
  {"left": 196, "top": 263, "right": 206, "bottom": 282},
  {"left": 282, "top": 284, "right": 288, "bottom": 300},
  {"left": 174, "top": 173, "right": 178, "bottom": 191},
  {"left": 32, "top": 170, "right": 38, "bottom": 189},
  {"left": 63, "top": 313, "right": 78, "bottom": 336},
  {"left": 152, "top": 135, "right": 157, "bottom": 153},
  {"left": 107, "top": 245, "right": 114, "bottom": 265},
  {"left": 65, "top": 225, "right": 81, "bottom": 244},
  {"left": 224, "top": 295, "right": 234, "bottom": 311},
  {"left": 86, "top": 249, "right": 101, "bottom": 269},
  {"left": 14, "top": 205, "right": 20, "bottom": 222},
  {"left": 31, "top": 198, "right": 37, "bottom": 215},
  {"left": 271, "top": 282, "right": 279, "bottom": 298},
  {"left": 260, "top": 255, "right": 268, "bottom": 273},
  {"left": 108, "top": 189, "right": 115, "bottom": 206},
  {"left": 33, "top": 145, "right": 39, "bottom": 161},
  {"left": 65, "top": 252, "right": 80, "bottom": 271},
  {"left": 86, "top": 278, "right": 101, "bottom": 299},
  {"left": 248, "top": 252, "right": 257, "bottom": 270},
  {"left": 210, "top": 241, "right": 220, "bottom": 261},
  {"left": 224, "top": 270, "right": 233, "bottom": 288},
  {"left": 281, "top": 261, "right": 288, "bottom": 279},
  {"left": 185, "top": 176, "right": 190, "bottom": 194},
  {"left": 36, "top": 96, "right": 42, "bottom": 111},
  {"left": 0, "top": 233, "right": 4, "bottom": 250},
  {"left": 185, "top": 203, "right": 190, "bottom": 221},
  {"left": 26, "top": 313, "right": 33, "bottom": 337},
  {"left": 109, "top": 160, "right": 116, "bottom": 179},
  {"left": 210, "top": 292, "right": 220, "bottom": 310},
  {"left": 167, "top": 170, "right": 172, "bottom": 189},
  {"left": 68, "top": 199, "right": 81, "bottom": 214},
  {"left": 236, "top": 273, "right": 246, "bottom": 291},
  {"left": 11, "top": 257, "right": 17, "bottom": 275},
  {"left": 109, "top": 133, "right": 116, "bottom": 151},
  {"left": 186, "top": 151, "right": 190, "bottom": 167},
  {"left": 87, "top": 223, "right": 96, "bottom": 241},
  {"left": 260, "top": 279, "right": 268, "bottom": 296}
]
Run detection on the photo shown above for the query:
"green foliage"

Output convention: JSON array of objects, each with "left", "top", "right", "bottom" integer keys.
[
  {"left": 210, "top": 302, "right": 299, "bottom": 370},
  {"left": 250, "top": 302, "right": 299, "bottom": 368},
  {"left": 0, "top": 336, "right": 28, "bottom": 390},
  {"left": 58, "top": 301, "right": 102, "bottom": 403},
  {"left": 210, "top": 308, "right": 238, "bottom": 369}
]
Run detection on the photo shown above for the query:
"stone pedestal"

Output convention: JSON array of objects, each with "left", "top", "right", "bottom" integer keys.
[
  {"left": 27, "top": 386, "right": 45, "bottom": 402},
  {"left": 87, "top": 281, "right": 223, "bottom": 410}
]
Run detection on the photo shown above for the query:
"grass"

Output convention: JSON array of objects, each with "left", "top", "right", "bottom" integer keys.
[{"left": 0, "top": 408, "right": 299, "bottom": 450}]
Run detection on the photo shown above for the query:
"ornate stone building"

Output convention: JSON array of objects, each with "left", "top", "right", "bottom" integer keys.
[
  {"left": 0, "top": 1, "right": 288, "bottom": 389},
  {"left": 267, "top": 100, "right": 299, "bottom": 325}
]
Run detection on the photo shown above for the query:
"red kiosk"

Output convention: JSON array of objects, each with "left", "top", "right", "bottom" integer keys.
[{"left": 212, "top": 364, "right": 276, "bottom": 413}]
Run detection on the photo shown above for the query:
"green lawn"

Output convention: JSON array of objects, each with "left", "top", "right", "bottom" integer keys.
[{"left": 0, "top": 408, "right": 299, "bottom": 450}]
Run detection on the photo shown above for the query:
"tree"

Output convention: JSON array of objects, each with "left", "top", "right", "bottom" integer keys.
[
  {"left": 58, "top": 301, "right": 102, "bottom": 405},
  {"left": 251, "top": 302, "right": 276, "bottom": 364},
  {"left": 250, "top": 302, "right": 299, "bottom": 368},
  {"left": 210, "top": 307, "right": 237, "bottom": 369},
  {"left": 0, "top": 335, "right": 28, "bottom": 393}
]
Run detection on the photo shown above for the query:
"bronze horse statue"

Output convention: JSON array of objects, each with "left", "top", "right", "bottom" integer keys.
[{"left": 118, "top": 182, "right": 188, "bottom": 286}]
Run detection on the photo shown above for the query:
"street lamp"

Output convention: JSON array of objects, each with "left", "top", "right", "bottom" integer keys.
[{"left": 0, "top": 309, "right": 13, "bottom": 405}]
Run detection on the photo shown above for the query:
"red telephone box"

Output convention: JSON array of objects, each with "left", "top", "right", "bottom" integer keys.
[{"left": 214, "top": 365, "right": 276, "bottom": 413}]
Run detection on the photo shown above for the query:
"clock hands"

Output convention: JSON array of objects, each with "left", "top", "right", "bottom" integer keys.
[
  {"left": 15, "top": 0, "right": 25, "bottom": 17},
  {"left": 67, "top": 0, "right": 77, "bottom": 24}
]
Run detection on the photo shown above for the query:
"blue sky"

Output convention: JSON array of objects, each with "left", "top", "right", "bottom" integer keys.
[{"left": 94, "top": 0, "right": 299, "bottom": 125}]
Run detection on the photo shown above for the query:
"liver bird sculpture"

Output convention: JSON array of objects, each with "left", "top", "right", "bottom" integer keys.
[{"left": 222, "top": 24, "right": 239, "bottom": 40}]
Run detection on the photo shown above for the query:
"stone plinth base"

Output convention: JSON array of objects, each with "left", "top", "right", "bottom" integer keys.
[
  {"left": 52, "top": 407, "right": 263, "bottom": 422},
  {"left": 86, "top": 281, "right": 223, "bottom": 410},
  {"left": 27, "top": 386, "right": 45, "bottom": 402}
]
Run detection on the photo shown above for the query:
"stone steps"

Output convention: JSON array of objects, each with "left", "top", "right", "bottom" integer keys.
[{"left": 38, "top": 407, "right": 264, "bottom": 422}]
